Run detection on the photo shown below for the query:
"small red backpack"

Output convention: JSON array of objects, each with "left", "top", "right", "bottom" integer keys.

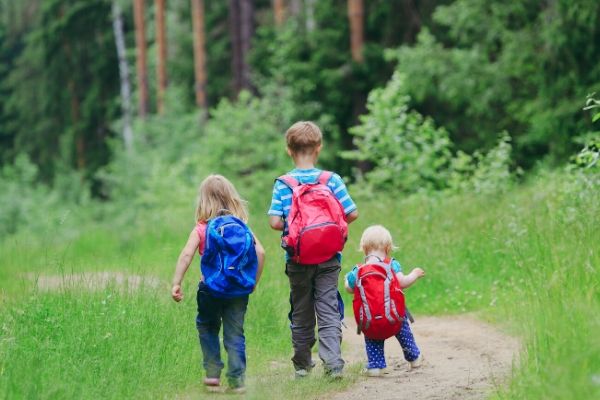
[
  {"left": 352, "top": 258, "right": 405, "bottom": 340},
  {"left": 277, "top": 171, "right": 348, "bottom": 265}
]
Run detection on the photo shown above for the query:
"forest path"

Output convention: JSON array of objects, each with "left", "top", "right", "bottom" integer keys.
[{"left": 322, "top": 315, "right": 519, "bottom": 400}]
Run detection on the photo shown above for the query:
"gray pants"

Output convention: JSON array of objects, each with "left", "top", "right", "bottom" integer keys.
[{"left": 286, "top": 258, "right": 344, "bottom": 372}]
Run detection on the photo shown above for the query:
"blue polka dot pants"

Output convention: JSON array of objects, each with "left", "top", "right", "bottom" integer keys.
[{"left": 364, "top": 319, "right": 420, "bottom": 369}]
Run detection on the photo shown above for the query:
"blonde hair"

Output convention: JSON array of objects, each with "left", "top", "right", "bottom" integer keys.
[
  {"left": 359, "top": 225, "right": 397, "bottom": 255},
  {"left": 285, "top": 121, "right": 323, "bottom": 155},
  {"left": 195, "top": 175, "right": 249, "bottom": 223}
]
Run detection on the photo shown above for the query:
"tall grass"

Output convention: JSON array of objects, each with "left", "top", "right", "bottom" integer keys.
[{"left": 0, "top": 171, "right": 598, "bottom": 399}]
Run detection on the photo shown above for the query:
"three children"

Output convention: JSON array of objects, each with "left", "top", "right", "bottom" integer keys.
[{"left": 172, "top": 122, "right": 424, "bottom": 391}]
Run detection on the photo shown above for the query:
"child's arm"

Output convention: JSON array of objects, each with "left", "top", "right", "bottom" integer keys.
[
  {"left": 395, "top": 267, "right": 425, "bottom": 289},
  {"left": 344, "top": 267, "right": 358, "bottom": 293},
  {"left": 344, "top": 276, "right": 354, "bottom": 294},
  {"left": 346, "top": 210, "right": 359, "bottom": 224},
  {"left": 253, "top": 235, "right": 266, "bottom": 288},
  {"left": 171, "top": 230, "right": 201, "bottom": 302},
  {"left": 268, "top": 216, "right": 285, "bottom": 231}
]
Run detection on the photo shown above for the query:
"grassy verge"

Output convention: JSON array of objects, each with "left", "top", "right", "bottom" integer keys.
[{"left": 0, "top": 171, "right": 598, "bottom": 399}]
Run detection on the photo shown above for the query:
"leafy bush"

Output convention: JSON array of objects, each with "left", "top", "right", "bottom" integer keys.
[
  {"left": 96, "top": 111, "right": 205, "bottom": 229},
  {"left": 387, "top": 0, "right": 600, "bottom": 165},
  {"left": 449, "top": 132, "right": 516, "bottom": 194},
  {"left": 343, "top": 72, "right": 454, "bottom": 193},
  {"left": 344, "top": 71, "right": 515, "bottom": 195},
  {"left": 200, "top": 90, "right": 291, "bottom": 189},
  {"left": 0, "top": 155, "right": 87, "bottom": 237}
]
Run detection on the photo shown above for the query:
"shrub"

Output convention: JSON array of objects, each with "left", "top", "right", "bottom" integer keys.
[
  {"left": 343, "top": 72, "right": 454, "bottom": 193},
  {"left": 0, "top": 155, "right": 87, "bottom": 237},
  {"left": 344, "top": 71, "right": 515, "bottom": 195}
]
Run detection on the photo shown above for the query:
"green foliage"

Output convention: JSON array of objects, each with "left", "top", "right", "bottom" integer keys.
[
  {"left": 569, "top": 95, "right": 600, "bottom": 171},
  {"left": 201, "top": 90, "right": 290, "bottom": 187},
  {"left": 344, "top": 71, "right": 515, "bottom": 195},
  {"left": 2, "top": 0, "right": 119, "bottom": 180},
  {"left": 97, "top": 110, "right": 203, "bottom": 229},
  {"left": 343, "top": 72, "right": 453, "bottom": 193},
  {"left": 449, "top": 133, "right": 516, "bottom": 194},
  {"left": 250, "top": 0, "right": 443, "bottom": 172},
  {"left": 570, "top": 136, "right": 600, "bottom": 171},
  {"left": 0, "top": 154, "right": 89, "bottom": 237},
  {"left": 389, "top": 0, "right": 600, "bottom": 166}
]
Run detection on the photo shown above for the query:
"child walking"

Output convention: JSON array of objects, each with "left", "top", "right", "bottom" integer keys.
[
  {"left": 268, "top": 121, "right": 359, "bottom": 378},
  {"left": 345, "top": 225, "right": 425, "bottom": 377},
  {"left": 171, "top": 175, "right": 265, "bottom": 393}
]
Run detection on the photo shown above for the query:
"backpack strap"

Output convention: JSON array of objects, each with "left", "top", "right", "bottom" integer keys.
[
  {"left": 276, "top": 174, "right": 300, "bottom": 189},
  {"left": 317, "top": 170, "right": 333, "bottom": 186},
  {"left": 195, "top": 221, "right": 207, "bottom": 255}
]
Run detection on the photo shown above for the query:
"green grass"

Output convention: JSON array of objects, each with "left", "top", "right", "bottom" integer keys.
[{"left": 1, "top": 171, "right": 598, "bottom": 399}]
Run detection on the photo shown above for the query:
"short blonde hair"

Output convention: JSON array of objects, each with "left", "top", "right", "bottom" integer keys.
[
  {"left": 195, "top": 175, "right": 249, "bottom": 222},
  {"left": 359, "top": 225, "right": 397, "bottom": 255},
  {"left": 285, "top": 121, "right": 323, "bottom": 155}
]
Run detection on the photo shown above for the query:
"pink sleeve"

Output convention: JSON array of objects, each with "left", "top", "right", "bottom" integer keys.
[{"left": 195, "top": 222, "right": 207, "bottom": 255}]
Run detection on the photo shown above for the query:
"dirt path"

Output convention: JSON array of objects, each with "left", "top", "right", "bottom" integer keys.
[{"left": 324, "top": 315, "right": 519, "bottom": 400}]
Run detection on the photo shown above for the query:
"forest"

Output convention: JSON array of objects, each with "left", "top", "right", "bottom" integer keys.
[{"left": 0, "top": 1, "right": 598, "bottom": 399}]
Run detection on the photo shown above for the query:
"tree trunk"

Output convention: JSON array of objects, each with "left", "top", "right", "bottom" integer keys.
[
  {"left": 347, "top": 0, "right": 364, "bottom": 63},
  {"left": 62, "top": 34, "right": 85, "bottom": 171},
  {"left": 155, "top": 0, "right": 168, "bottom": 114},
  {"left": 191, "top": 0, "right": 208, "bottom": 109},
  {"left": 273, "top": 0, "right": 285, "bottom": 27},
  {"left": 112, "top": 1, "right": 134, "bottom": 151},
  {"left": 402, "top": 0, "right": 421, "bottom": 44},
  {"left": 229, "top": 0, "right": 254, "bottom": 96},
  {"left": 133, "top": 0, "right": 149, "bottom": 117}
]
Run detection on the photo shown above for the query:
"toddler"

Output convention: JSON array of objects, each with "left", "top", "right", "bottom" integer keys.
[{"left": 345, "top": 225, "right": 424, "bottom": 376}]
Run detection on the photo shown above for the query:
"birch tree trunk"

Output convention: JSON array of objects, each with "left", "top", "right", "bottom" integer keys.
[
  {"left": 133, "top": 0, "right": 149, "bottom": 117},
  {"left": 155, "top": 0, "right": 168, "bottom": 114},
  {"left": 112, "top": 1, "right": 134, "bottom": 151},
  {"left": 191, "top": 0, "right": 207, "bottom": 109}
]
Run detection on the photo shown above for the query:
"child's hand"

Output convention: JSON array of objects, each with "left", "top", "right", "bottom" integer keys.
[
  {"left": 412, "top": 267, "right": 425, "bottom": 278},
  {"left": 171, "top": 284, "right": 183, "bottom": 302}
]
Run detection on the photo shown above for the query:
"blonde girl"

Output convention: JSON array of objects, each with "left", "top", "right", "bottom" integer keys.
[{"left": 171, "top": 175, "right": 265, "bottom": 393}]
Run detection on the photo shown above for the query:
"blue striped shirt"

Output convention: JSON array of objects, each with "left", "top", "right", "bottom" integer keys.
[{"left": 267, "top": 168, "right": 357, "bottom": 218}]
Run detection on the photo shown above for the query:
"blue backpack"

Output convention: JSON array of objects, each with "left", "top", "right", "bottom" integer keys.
[{"left": 200, "top": 215, "right": 258, "bottom": 298}]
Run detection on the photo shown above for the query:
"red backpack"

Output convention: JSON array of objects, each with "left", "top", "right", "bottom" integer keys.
[
  {"left": 277, "top": 171, "right": 348, "bottom": 265},
  {"left": 352, "top": 258, "right": 405, "bottom": 340}
]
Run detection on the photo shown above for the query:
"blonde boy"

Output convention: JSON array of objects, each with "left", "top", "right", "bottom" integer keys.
[{"left": 268, "top": 121, "right": 358, "bottom": 378}]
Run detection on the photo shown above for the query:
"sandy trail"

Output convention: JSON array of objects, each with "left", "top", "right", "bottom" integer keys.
[{"left": 324, "top": 315, "right": 519, "bottom": 400}]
